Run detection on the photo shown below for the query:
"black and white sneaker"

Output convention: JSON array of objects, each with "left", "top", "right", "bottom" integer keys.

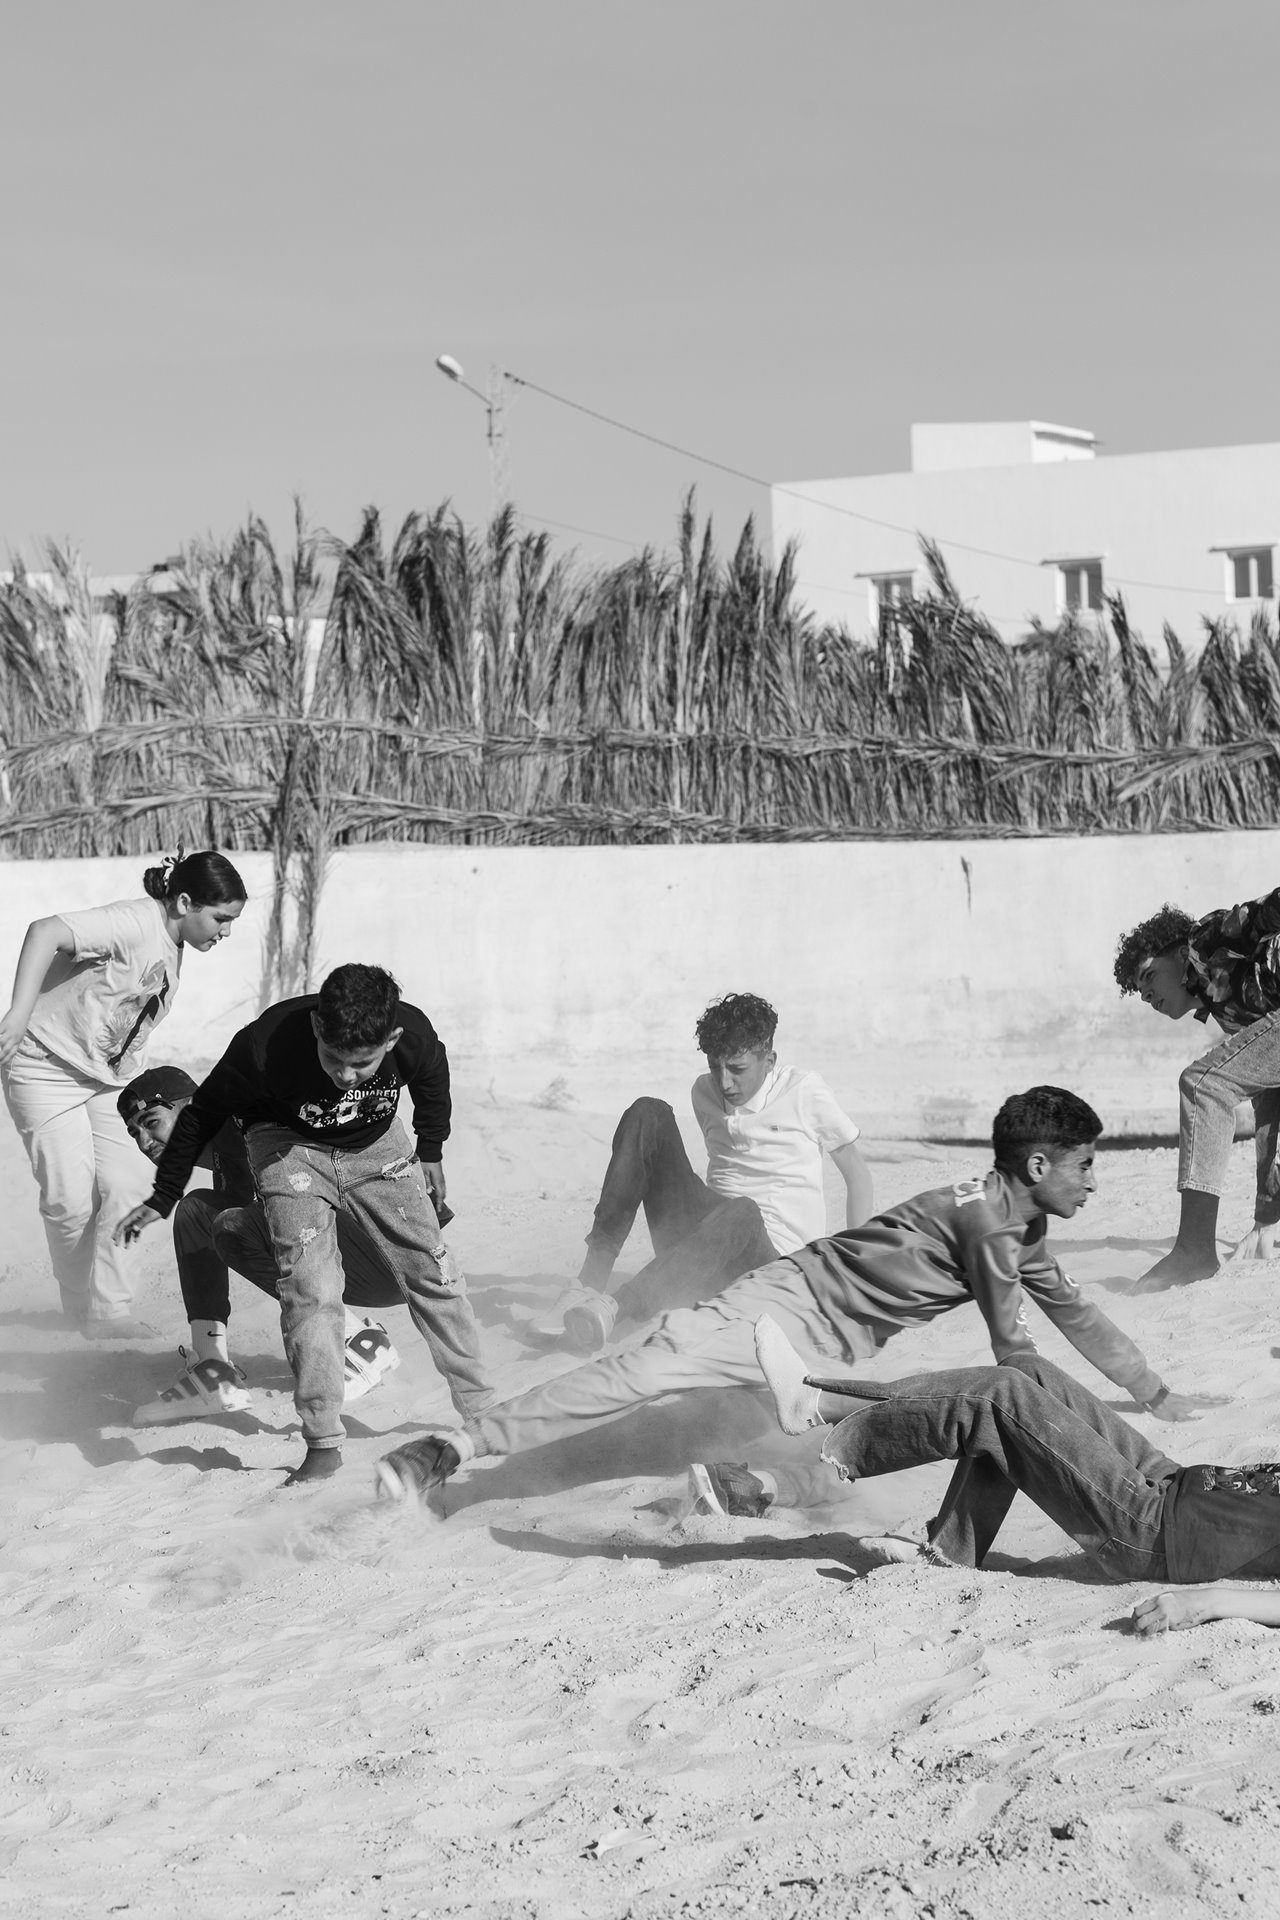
[
  {"left": 688, "top": 1460, "right": 775, "bottom": 1519},
  {"left": 343, "top": 1320, "right": 400, "bottom": 1404},
  {"left": 373, "top": 1434, "right": 463, "bottom": 1503},
  {"left": 133, "top": 1350, "right": 252, "bottom": 1426}
]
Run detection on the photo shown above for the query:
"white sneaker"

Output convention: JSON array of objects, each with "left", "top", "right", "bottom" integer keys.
[
  {"left": 344, "top": 1320, "right": 401, "bottom": 1404},
  {"left": 133, "top": 1351, "right": 252, "bottom": 1426}
]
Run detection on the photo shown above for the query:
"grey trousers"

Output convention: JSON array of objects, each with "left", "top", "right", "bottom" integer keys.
[{"left": 247, "top": 1119, "right": 494, "bottom": 1448}]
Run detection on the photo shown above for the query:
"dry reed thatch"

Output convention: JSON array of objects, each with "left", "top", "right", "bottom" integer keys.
[{"left": 2, "top": 498, "right": 1279, "bottom": 989}]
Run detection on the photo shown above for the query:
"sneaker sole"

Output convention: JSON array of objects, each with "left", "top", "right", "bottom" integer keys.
[
  {"left": 133, "top": 1393, "right": 253, "bottom": 1427},
  {"left": 373, "top": 1459, "right": 415, "bottom": 1504},
  {"left": 562, "top": 1307, "right": 609, "bottom": 1355},
  {"left": 687, "top": 1462, "right": 729, "bottom": 1517}
]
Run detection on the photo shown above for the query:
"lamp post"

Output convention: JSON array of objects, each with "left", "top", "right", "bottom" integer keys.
[{"left": 436, "top": 354, "right": 511, "bottom": 513}]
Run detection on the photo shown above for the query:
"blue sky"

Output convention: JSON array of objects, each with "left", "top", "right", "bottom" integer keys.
[{"left": 4, "top": 0, "right": 1277, "bottom": 570}]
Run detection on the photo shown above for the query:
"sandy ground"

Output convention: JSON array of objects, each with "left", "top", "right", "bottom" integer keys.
[{"left": 5, "top": 1095, "right": 1280, "bottom": 1919}]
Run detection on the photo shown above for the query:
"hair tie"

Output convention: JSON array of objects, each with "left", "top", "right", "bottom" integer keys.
[{"left": 160, "top": 841, "right": 186, "bottom": 884}]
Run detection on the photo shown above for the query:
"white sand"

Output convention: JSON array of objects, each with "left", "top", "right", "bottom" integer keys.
[{"left": 4, "top": 1100, "right": 1280, "bottom": 1918}]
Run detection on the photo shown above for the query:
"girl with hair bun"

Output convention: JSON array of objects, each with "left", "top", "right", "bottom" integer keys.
[{"left": 0, "top": 848, "right": 248, "bottom": 1337}]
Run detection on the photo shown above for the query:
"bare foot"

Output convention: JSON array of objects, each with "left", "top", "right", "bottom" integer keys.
[
  {"left": 1131, "top": 1246, "right": 1219, "bottom": 1292},
  {"left": 753, "top": 1315, "right": 823, "bottom": 1434}
]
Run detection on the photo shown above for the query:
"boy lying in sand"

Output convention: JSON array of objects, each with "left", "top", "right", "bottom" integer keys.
[
  {"left": 119, "top": 1065, "right": 412, "bottom": 1424},
  {"left": 115, "top": 964, "right": 494, "bottom": 1484},
  {"left": 375, "top": 1086, "right": 1219, "bottom": 1505},
  {"left": 751, "top": 1315, "right": 1276, "bottom": 1612},
  {"left": 1115, "top": 886, "right": 1280, "bottom": 1288},
  {"left": 537, "top": 992, "right": 872, "bottom": 1353}
]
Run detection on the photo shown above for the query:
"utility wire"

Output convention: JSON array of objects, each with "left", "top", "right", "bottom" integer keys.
[{"left": 503, "top": 367, "right": 1247, "bottom": 602}]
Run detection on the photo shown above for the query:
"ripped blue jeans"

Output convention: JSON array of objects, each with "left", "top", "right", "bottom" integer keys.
[{"left": 246, "top": 1119, "right": 494, "bottom": 1448}]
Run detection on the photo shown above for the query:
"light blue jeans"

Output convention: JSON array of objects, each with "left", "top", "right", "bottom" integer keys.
[
  {"left": 247, "top": 1119, "right": 494, "bottom": 1447},
  {"left": 1178, "top": 1006, "right": 1280, "bottom": 1224},
  {"left": 470, "top": 1256, "right": 845, "bottom": 1459}
]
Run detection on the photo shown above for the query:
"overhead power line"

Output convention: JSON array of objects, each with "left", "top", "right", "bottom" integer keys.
[{"left": 503, "top": 367, "right": 1240, "bottom": 602}]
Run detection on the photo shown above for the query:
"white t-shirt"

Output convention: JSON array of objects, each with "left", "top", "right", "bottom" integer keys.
[
  {"left": 691, "top": 1064, "right": 861, "bottom": 1256},
  {"left": 26, "top": 897, "right": 183, "bottom": 1086}
]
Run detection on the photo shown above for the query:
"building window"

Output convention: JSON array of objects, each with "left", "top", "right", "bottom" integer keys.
[
  {"left": 1224, "top": 547, "right": 1274, "bottom": 602},
  {"left": 869, "top": 572, "right": 914, "bottom": 621},
  {"left": 1057, "top": 558, "right": 1104, "bottom": 613}
]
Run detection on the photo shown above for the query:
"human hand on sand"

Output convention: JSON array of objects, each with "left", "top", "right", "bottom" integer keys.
[
  {"left": 1227, "top": 1225, "right": 1280, "bottom": 1264},
  {"left": 114, "top": 1204, "right": 161, "bottom": 1246},
  {"left": 1148, "top": 1390, "right": 1231, "bottom": 1423},
  {"left": 1130, "top": 1590, "right": 1208, "bottom": 1635},
  {"left": 1131, "top": 1584, "right": 1280, "bottom": 1635}
]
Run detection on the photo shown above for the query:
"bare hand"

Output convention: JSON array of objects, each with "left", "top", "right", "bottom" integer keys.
[
  {"left": 114, "top": 1203, "right": 161, "bottom": 1247},
  {"left": 1149, "top": 1389, "right": 1232, "bottom": 1423},
  {"left": 423, "top": 1161, "right": 447, "bottom": 1213},
  {"left": 0, "top": 1008, "right": 28, "bottom": 1067},
  {"left": 1131, "top": 1590, "right": 1203, "bottom": 1635},
  {"left": 1228, "top": 1224, "right": 1280, "bottom": 1263}
]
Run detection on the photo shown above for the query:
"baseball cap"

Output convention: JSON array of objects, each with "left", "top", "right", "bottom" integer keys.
[{"left": 116, "top": 1066, "right": 198, "bottom": 1120}]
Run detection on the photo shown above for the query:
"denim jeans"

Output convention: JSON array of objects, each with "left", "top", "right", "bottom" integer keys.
[
  {"left": 1179, "top": 1006, "right": 1280, "bottom": 1224},
  {"left": 586, "top": 1097, "right": 777, "bottom": 1318},
  {"left": 3, "top": 1035, "right": 152, "bottom": 1321},
  {"left": 173, "top": 1192, "right": 405, "bottom": 1325},
  {"left": 816, "top": 1352, "right": 1179, "bottom": 1581},
  {"left": 246, "top": 1119, "right": 493, "bottom": 1447},
  {"left": 472, "top": 1256, "right": 845, "bottom": 1459}
]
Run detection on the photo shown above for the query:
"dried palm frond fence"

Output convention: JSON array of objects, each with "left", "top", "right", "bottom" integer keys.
[{"left": 3, "top": 503, "right": 1279, "bottom": 997}]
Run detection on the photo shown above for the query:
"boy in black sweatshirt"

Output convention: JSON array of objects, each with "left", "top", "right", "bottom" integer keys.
[{"left": 116, "top": 964, "right": 493, "bottom": 1482}]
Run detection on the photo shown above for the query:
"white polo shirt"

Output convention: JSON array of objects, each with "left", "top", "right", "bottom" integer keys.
[{"left": 691, "top": 1064, "right": 860, "bottom": 1256}]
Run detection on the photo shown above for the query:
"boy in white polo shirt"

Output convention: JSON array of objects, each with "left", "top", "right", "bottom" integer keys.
[{"left": 544, "top": 992, "right": 873, "bottom": 1354}]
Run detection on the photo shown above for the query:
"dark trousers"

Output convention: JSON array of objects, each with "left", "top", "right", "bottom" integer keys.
[
  {"left": 584, "top": 1097, "right": 777, "bottom": 1320},
  {"left": 816, "top": 1352, "right": 1181, "bottom": 1582},
  {"left": 172, "top": 1191, "right": 404, "bottom": 1325}
]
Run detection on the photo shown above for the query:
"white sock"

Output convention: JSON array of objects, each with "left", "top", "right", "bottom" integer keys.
[
  {"left": 754, "top": 1315, "right": 823, "bottom": 1434},
  {"left": 190, "top": 1321, "right": 229, "bottom": 1366},
  {"left": 343, "top": 1306, "right": 370, "bottom": 1339},
  {"left": 868, "top": 1533, "right": 927, "bottom": 1564},
  {"left": 440, "top": 1428, "right": 476, "bottom": 1466}
]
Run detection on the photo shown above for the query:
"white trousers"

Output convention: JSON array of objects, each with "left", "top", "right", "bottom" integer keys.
[{"left": 3, "top": 1038, "right": 151, "bottom": 1321}]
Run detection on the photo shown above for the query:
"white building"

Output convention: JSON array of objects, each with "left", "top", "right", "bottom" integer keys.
[{"left": 771, "top": 423, "right": 1280, "bottom": 644}]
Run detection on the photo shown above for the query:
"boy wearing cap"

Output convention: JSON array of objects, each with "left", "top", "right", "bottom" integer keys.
[{"left": 118, "top": 1066, "right": 408, "bottom": 1423}]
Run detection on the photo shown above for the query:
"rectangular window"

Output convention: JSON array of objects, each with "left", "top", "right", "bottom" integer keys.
[
  {"left": 1058, "top": 558, "right": 1103, "bottom": 613},
  {"left": 869, "top": 572, "right": 914, "bottom": 620},
  {"left": 1225, "top": 547, "right": 1275, "bottom": 601}
]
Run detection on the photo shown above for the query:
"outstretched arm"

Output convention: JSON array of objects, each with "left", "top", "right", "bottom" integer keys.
[
  {"left": 830, "top": 1140, "right": 874, "bottom": 1230},
  {"left": 1020, "top": 1258, "right": 1228, "bottom": 1420},
  {"left": 1131, "top": 1584, "right": 1280, "bottom": 1634}
]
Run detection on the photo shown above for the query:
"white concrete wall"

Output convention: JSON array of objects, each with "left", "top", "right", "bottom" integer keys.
[
  {"left": 0, "top": 834, "right": 1273, "bottom": 1139},
  {"left": 772, "top": 439, "right": 1280, "bottom": 641}
]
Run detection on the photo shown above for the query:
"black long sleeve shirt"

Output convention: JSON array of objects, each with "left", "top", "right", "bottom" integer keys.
[{"left": 146, "top": 995, "right": 450, "bottom": 1218}]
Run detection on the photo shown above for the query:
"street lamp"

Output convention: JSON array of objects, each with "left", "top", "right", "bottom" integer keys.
[{"left": 436, "top": 353, "right": 511, "bottom": 511}]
